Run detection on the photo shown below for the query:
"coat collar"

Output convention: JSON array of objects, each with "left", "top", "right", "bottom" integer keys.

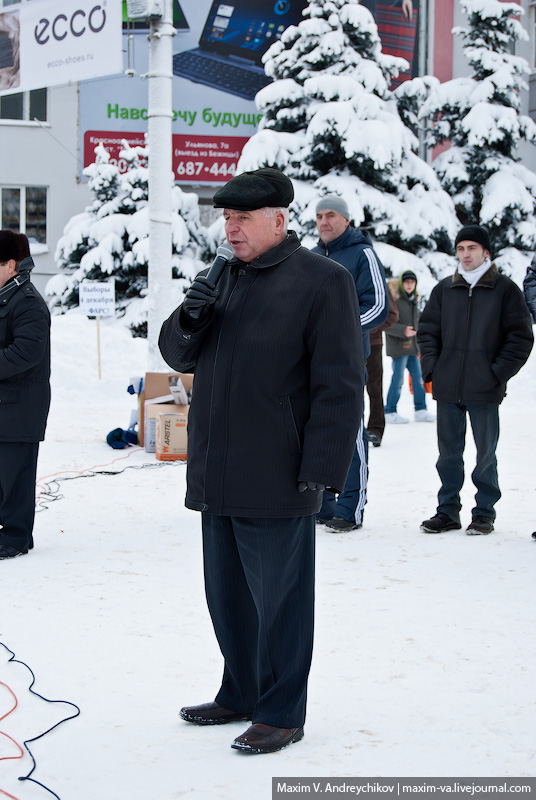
[
  {"left": 451, "top": 262, "right": 498, "bottom": 289},
  {"left": 230, "top": 230, "right": 302, "bottom": 271},
  {"left": 315, "top": 225, "right": 372, "bottom": 254}
]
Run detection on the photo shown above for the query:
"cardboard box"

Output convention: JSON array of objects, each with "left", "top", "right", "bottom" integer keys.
[
  {"left": 137, "top": 372, "right": 193, "bottom": 450},
  {"left": 155, "top": 409, "right": 189, "bottom": 461}
]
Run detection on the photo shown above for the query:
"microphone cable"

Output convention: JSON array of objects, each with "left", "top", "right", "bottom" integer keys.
[
  {"left": 35, "top": 450, "right": 186, "bottom": 513},
  {"left": 0, "top": 642, "right": 80, "bottom": 800}
]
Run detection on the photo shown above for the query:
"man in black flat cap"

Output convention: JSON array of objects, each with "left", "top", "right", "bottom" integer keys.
[
  {"left": 0, "top": 230, "right": 50, "bottom": 560},
  {"left": 159, "top": 168, "right": 364, "bottom": 753},
  {"left": 418, "top": 224, "right": 533, "bottom": 536}
]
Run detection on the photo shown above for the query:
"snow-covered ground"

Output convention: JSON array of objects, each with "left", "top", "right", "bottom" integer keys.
[{"left": 1, "top": 312, "right": 535, "bottom": 800}]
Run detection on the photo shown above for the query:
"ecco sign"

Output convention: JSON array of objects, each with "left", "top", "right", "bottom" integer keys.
[
  {"left": 35, "top": 7, "right": 106, "bottom": 45},
  {"left": 12, "top": 0, "right": 122, "bottom": 95}
]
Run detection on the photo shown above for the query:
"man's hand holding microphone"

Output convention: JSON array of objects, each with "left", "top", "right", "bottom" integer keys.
[{"left": 181, "top": 243, "right": 234, "bottom": 326}]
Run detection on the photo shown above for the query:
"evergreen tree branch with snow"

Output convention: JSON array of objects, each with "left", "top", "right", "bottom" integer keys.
[
  {"left": 234, "top": 0, "right": 458, "bottom": 288},
  {"left": 407, "top": 0, "right": 536, "bottom": 281},
  {"left": 47, "top": 142, "right": 207, "bottom": 337}
]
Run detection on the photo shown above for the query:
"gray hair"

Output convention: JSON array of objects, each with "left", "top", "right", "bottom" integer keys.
[{"left": 260, "top": 206, "right": 289, "bottom": 231}]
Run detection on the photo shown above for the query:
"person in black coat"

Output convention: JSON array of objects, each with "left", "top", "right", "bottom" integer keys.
[
  {"left": 0, "top": 230, "right": 50, "bottom": 560},
  {"left": 159, "top": 169, "right": 364, "bottom": 754},
  {"left": 417, "top": 225, "right": 533, "bottom": 536},
  {"left": 523, "top": 258, "right": 536, "bottom": 540}
]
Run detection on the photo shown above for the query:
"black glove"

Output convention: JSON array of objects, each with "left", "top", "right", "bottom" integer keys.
[
  {"left": 298, "top": 481, "right": 325, "bottom": 492},
  {"left": 182, "top": 276, "right": 219, "bottom": 322}
]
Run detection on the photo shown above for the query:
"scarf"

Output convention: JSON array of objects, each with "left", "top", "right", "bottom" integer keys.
[{"left": 456, "top": 257, "right": 492, "bottom": 289}]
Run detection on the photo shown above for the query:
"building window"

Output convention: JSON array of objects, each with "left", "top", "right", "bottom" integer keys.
[
  {"left": 1, "top": 186, "right": 47, "bottom": 244},
  {"left": 0, "top": 89, "right": 47, "bottom": 121},
  {"left": 2, "top": 1, "right": 22, "bottom": 7}
]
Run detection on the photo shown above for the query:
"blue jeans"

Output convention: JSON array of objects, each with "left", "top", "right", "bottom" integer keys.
[
  {"left": 385, "top": 355, "right": 427, "bottom": 413},
  {"left": 436, "top": 401, "right": 501, "bottom": 521}
]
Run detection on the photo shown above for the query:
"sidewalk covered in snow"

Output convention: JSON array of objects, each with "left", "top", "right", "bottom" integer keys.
[{"left": 0, "top": 314, "right": 534, "bottom": 800}]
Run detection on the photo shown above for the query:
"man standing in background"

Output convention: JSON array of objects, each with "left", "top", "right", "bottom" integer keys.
[
  {"left": 314, "top": 195, "right": 388, "bottom": 531},
  {"left": 366, "top": 284, "right": 399, "bottom": 447},
  {"left": 418, "top": 225, "right": 533, "bottom": 535}
]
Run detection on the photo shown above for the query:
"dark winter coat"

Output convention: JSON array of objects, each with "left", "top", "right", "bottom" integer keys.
[
  {"left": 159, "top": 231, "right": 364, "bottom": 517},
  {"left": 385, "top": 277, "right": 421, "bottom": 358},
  {"left": 0, "top": 278, "right": 51, "bottom": 442},
  {"left": 312, "top": 226, "right": 388, "bottom": 359},
  {"left": 417, "top": 265, "right": 533, "bottom": 404},
  {"left": 523, "top": 262, "right": 536, "bottom": 323}
]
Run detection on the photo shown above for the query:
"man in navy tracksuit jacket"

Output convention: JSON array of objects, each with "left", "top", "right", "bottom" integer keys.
[{"left": 313, "top": 196, "right": 388, "bottom": 531}]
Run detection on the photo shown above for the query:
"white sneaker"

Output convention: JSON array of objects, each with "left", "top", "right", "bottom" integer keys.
[
  {"left": 385, "top": 412, "right": 409, "bottom": 424},
  {"left": 415, "top": 409, "right": 436, "bottom": 422}
]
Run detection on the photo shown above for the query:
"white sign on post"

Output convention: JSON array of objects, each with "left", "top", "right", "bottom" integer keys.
[
  {"left": 79, "top": 279, "right": 115, "bottom": 379},
  {"left": 79, "top": 279, "right": 116, "bottom": 317},
  {"left": 0, "top": 0, "right": 122, "bottom": 96}
]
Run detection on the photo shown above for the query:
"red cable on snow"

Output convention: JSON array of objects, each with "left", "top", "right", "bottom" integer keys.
[
  {"left": 0, "top": 682, "right": 23, "bottom": 800},
  {"left": 34, "top": 446, "right": 144, "bottom": 504}
]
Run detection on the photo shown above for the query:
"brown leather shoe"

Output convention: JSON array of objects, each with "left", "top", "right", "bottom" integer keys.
[
  {"left": 180, "top": 701, "right": 251, "bottom": 725},
  {"left": 231, "top": 723, "right": 304, "bottom": 753}
]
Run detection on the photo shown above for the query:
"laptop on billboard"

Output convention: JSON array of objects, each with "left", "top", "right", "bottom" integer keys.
[{"left": 173, "top": 0, "right": 307, "bottom": 100}]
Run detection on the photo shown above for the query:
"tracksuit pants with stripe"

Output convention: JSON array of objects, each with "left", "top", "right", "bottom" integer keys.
[{"left": 317, "top": 413, "right": 368, "bottom": 526}]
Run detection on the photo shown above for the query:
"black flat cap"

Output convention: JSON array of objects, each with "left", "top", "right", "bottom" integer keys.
[
  {"left": 0, "top": 230, "right": 30, "bottom": 263},
  {"left": 213, "top": 168, "right": 294, "bottom": 210}
]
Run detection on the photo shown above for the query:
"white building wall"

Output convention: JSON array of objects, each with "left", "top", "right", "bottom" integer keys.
[{"left": 0, "top": 84, "right": 90, "bottom": 295}]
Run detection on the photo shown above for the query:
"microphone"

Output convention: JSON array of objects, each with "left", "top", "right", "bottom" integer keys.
[
  {"left": 206, "top": 242, "right": 234, "bottom": 285},
  {"left": 186, "top": 243, "right": 234, "bottom": 321}
]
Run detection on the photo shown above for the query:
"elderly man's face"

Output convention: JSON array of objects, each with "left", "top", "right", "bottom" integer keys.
[
  {"left": 224, "top": 208, "right": 286, "bottom": 263},
  {"left": 316, "top": 209, "right": 349, "bottom": 244}
]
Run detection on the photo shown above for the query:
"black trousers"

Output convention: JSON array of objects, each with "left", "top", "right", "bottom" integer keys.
[
  {"left": 366, "top": 340, "right": 385, "bottom": 439},
  {"left": 0, "top": 442, "right": 39, "bottom": 552},
  {"left": 202, "top": 514, "right": 315, "bottom": 728}
]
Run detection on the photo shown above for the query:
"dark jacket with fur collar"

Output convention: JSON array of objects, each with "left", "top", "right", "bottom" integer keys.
[
  {"left": 385, "top": 277, "right": 421, "bottom": 358},
  {"left": 417, "top": 264, "right": 533, "bottom": 404}
]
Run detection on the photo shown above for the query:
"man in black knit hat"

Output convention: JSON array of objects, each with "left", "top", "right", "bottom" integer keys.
[
  {"left": 417, "top": 225, "right": 533, "bottom": 535},
  {"left": 0, "top": 230, "right": 50, "bottom": 560},
  {"left": 159, "top": 169, "right": 364, "bottom": 753}
]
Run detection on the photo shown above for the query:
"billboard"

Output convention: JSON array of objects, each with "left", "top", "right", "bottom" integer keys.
[
  {"left": 361, "top": 0, "right": 420, "bottom": 86},
  {"left": 79, "top": 0, "right": 424, "bottom": 185},
  {"left": 79, "top": 0, "right": 311, "bottom": 184},
  {"left": 0, "top": 0, "right": 122, "bottom": 95}
]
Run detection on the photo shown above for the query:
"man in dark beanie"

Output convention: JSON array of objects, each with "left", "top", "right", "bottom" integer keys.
[
  {"left": 0, "top": 230, "right": 50, "bottom": 559},
  {"left": 159, "top": 168, "right": 363, "bottom": 753},
  {"left": 418, "top": 224, "right": 533, "bottom": 535}
]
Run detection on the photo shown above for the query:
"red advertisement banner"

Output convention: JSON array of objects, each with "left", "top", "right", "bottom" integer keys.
[{"left": 84, "top": 131, "right": 249, "bottom": 184}]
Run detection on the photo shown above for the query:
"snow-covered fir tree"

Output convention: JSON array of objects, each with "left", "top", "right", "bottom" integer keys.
[
  {"left": 47, "top": 141, "right": 207, "bottom": 337},
  {"left": 235, "top": 0, "right": 458, "bottom": 286},
  {"left": 404, "top": 0, "right": 536, "bottom": 281}
]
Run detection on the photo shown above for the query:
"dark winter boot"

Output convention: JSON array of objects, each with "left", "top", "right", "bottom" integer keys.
[
  {"left": 466, "top": 517, "right": 494, "bottom": 535},
  {"left": 0, "top": 545, "right": 28, "bottom": 560},
  {"left": 325, "top": 516, "right": 362, "bottom": 532},
  {"left": 421, "top": 513, "right": 461, "bottom": 534}
]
